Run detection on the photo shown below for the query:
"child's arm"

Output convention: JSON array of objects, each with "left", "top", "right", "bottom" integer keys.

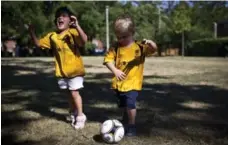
[
  {"left": 103, "top": 47, "right": 126, "bottom": 81},
  {"left": 70, "top": 16, "right": 88, "bottom": 46},
  {"left": 143, "top": 39, "right": 157, "bottom": 54},
  {"left": 27, "top": 24, "right": 52, "bottom": 49},
  {"left": 28, "top": 24, "right": 40, "bottom": 48},
  {"left": 105, "top": 62, "right": 126, "bottom": 81}
]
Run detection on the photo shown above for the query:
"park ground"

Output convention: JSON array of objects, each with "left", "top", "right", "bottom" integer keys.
[{"left": 1, "top": 56, "right": 228, "bottom": 145}]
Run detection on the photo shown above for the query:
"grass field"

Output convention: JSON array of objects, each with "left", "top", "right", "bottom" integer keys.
[{"left": 1, "top": 56, "right": 228, "bottom": 145}]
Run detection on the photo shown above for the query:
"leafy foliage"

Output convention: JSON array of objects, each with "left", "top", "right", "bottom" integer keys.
[
  {"left": 171, "top": 2, "right": 191, "bottom": 34},
  {"left": 1, "top": 1, "right": 228, "bottom": 56},
  {"left": 187, "top": 37, "right": 228, "bottom": 56}
]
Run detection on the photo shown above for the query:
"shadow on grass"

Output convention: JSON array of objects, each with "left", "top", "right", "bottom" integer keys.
[
  {"left": 1, "top": 59, "right": 228, "bottom": 145},
  {"left": 2, "top": 133, "right": 60, "bottom": 145}
]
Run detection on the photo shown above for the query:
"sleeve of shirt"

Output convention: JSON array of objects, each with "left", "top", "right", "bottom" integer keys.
[
  {"left": 103, "top": 46, "right": 116, "bottom": 65},
  {"left": 39, "top": 32, "right": 53, "bottom": 49},
  {"left": 69, "top": 28, "right": 83, "bottom": 46}
]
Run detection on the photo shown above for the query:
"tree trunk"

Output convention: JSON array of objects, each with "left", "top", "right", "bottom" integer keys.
[{"left": 182, "top": 31, "right": 185, "bottom": 56}]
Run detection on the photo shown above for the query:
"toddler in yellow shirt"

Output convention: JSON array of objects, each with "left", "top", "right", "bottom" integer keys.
[
  {"left": 103, "top": 14, "right": 157, "bottom": 136},
  {"left": 28, "top": 6, "right": 88, "bottom": 130}
]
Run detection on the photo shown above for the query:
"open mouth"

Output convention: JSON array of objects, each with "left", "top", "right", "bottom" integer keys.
[{"left": 57, "top": 20, "right": 64, "bottom": 27}]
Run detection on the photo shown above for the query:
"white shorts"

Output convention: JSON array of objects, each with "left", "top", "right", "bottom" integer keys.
[{"left": 57, "top": 76, "right": 84, "bottom": 90}]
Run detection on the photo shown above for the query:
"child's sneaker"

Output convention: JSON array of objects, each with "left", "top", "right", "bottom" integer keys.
[
  {"left": 74, "top": 113, "right": 87, "bottom": 129},
  {"left": 125, "top": 124, "right": 136, "bottom": 137}
]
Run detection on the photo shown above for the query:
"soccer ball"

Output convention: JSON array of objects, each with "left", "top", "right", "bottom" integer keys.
[{"left": 100, "top": 119, "right": 125, "bottom": 143}]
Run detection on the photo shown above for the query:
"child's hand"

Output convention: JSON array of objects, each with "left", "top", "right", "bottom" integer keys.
[
  {"left": 114, "top": 69, "right": 126, "bottom": 81},
  {"left": 143, "top": 39, "right": 157, "bottom": 52},
  {"left": 70, "top": 15, "right": 79, "bottom": 28}
]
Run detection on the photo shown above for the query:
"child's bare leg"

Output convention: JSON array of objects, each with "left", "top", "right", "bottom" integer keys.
[
  {"left": 70, "top": 90, "right": 83, "bottom": 116},
  {"left": 125, "top": 91, "right": 138, "bottom": 136},
  {"left": 70, "top": 90, "right": 86, "bottom": 129},
  {"left": 127, "top": 108, "right": 136, "bottom": 125},
  {"left": 125, "top": 108, "right": 137, "bottom": 136}
]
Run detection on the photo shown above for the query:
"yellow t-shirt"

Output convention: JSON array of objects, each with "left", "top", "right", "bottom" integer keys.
[
  {"left": 103, "top": 41, "right": 153, "bottom": 92},
  {"left": 39, "top": 28, "right": 85, "bottom": 78}
]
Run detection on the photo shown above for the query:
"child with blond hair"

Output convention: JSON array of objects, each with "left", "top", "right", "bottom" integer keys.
[{"left": 103, "top": 14, "right": 157, "bottom": 136}]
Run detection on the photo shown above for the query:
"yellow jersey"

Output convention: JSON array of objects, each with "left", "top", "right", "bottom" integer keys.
[
  {"left": 103, "top": 41, "right": 153, "bottom": 92},
  {"left": 39, "top": 28, "right": 85, "bottom": 78}
]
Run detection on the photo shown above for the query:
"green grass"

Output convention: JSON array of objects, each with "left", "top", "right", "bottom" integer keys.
[{"left": 1, "top": 57, "right": 228, "bottom": 145}]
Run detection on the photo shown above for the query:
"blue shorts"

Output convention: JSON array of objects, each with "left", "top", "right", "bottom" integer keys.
[{"left": 115, "top": 90, "right": 139, "bottom": 109}]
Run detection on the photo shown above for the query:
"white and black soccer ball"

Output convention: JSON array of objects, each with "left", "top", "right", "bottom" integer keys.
[{"left": 100, "top": 119, "right": 125, "bottom": 143}]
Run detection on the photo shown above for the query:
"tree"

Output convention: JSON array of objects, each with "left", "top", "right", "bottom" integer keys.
[
  {"left": 2, "top": 1, "right": 227, "bottom": 56},
  {"left": 171, "top": 1, "right": 191, "bottom": 56},
  {"left": 1, "top": 1, "right": 54, "bottom": 45}
]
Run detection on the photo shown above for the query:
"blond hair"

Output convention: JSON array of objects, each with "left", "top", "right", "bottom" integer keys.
[{"left": 114, "top": 15, "right": 135, "bottom": 35}]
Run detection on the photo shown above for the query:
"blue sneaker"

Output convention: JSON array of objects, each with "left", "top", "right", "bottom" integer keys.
[{"left": 125, "top": 124, "right": 136, "bottom": 137}]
